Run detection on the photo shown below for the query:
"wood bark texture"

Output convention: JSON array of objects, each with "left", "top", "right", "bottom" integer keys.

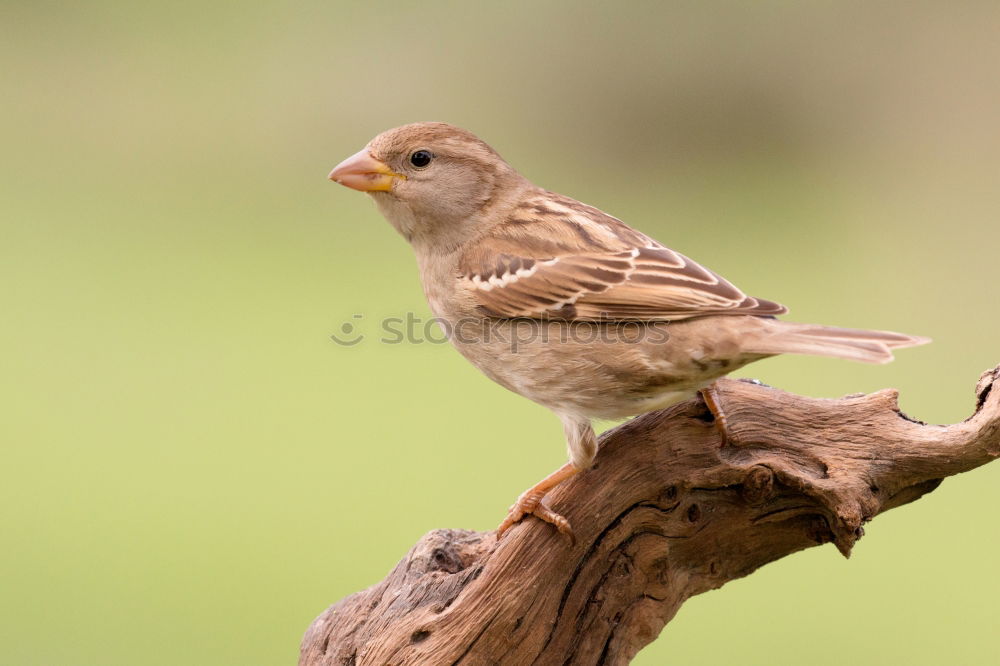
[{"left": 301, "top": 367, "right": 1000, "bottom": 666}]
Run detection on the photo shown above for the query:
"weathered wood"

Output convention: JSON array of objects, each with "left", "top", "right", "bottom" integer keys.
[{"left": 301, "top": 366, "right": 1000, "bottom": 666}]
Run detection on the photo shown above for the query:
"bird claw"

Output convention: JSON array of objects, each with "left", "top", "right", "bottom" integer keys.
[
  {"left": 497, "top": 490, "right": 575, "bottom": 543},
  {"left": 700, "top": 383, "right": 731, "bottom": 445}
]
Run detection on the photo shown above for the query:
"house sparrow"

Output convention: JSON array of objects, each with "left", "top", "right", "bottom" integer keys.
[{"left": 328, "top": 122, "right": 928, "bottom": 540}]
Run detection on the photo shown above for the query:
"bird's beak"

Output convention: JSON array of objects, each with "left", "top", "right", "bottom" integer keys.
[{"left": 328, "top": 149, "right": 405, "bottom": 192}]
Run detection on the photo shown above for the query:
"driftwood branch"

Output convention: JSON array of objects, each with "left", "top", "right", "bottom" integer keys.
[{"left": 301, "top": 366, "right": 1000, "bottom": 666}]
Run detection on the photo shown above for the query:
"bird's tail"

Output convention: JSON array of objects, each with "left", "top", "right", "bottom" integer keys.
[{"left": 742, "top": 320, "right": 931, "bottom": 364}]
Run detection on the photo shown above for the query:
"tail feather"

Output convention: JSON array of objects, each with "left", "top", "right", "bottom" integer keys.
[{"left": 744, "top": 321, "right": 931, "bottom": 365}]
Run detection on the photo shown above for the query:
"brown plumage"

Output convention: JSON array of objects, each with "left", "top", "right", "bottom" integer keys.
[{"left": 328, "top": 121, "right": 929, "bottom": 539}]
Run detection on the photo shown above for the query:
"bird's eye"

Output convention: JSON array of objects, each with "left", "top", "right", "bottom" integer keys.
[{"left": 409, "top": 150, "right": 433, "bottom": 168}]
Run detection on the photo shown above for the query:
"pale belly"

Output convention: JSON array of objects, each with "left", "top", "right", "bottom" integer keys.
[{"left": 439, "top": 316, "right": 757, "bottom": 420}]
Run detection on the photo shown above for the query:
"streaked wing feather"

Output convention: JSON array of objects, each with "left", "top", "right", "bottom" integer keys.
[{"left": 458, "top": 191, "right": 787, "bottom": 321}]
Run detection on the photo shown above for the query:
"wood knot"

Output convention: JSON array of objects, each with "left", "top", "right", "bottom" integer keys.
[
  {"left": 741, "top": 465, "right": 775, "bottom": 505},
  {"left": 659, "top": 485, "right": 679, "bottom": 504},
  {"left": 429, "top": 546, "right": 464, "bottom": 574},
  {"left": 686, "top": 504, "right": 701, "bottom": 523},
  {"left": 410, "top": 629, "right": 431, "bottom": 643}
]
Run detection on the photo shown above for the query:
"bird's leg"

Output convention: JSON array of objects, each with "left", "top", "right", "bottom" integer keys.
[
  {"left": 700, "top": 382, "right": 731, "bottom": 444},
  {"left": 496, "top": 416, "right": 596, "bottom": 542}
]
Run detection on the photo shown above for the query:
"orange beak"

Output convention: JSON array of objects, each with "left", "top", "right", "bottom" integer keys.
[{"left": 327, "top": 149, "right": 405, "bottom": 192}]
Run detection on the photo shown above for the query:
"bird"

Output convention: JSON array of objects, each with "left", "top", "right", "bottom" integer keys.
[{"left": 327, "top": 121, "right": 929, "bottom": 541}]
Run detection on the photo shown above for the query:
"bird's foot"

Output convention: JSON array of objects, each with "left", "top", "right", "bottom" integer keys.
[
  {"left": 495, "top": 461, "right": 580, "bottom": 542},
  {"left": 700, "top": 382, "right": 731, "bottom": 444},
  {"left": 497, "top": 488, "right": 574, "bottom": 542}
]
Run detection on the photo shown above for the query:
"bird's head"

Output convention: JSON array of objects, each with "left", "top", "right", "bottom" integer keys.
[{"left": 328, "top": 122, "right": 525, "bottom": 246}]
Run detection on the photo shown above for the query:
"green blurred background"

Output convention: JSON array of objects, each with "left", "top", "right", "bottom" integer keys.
[{"left": 3, "top": 1, "right": 998, "bottom": 664}]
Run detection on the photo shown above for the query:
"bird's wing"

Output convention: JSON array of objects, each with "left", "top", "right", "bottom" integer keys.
[{"left": 456, "top": 191, "right": 786, "bottom": 321}]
